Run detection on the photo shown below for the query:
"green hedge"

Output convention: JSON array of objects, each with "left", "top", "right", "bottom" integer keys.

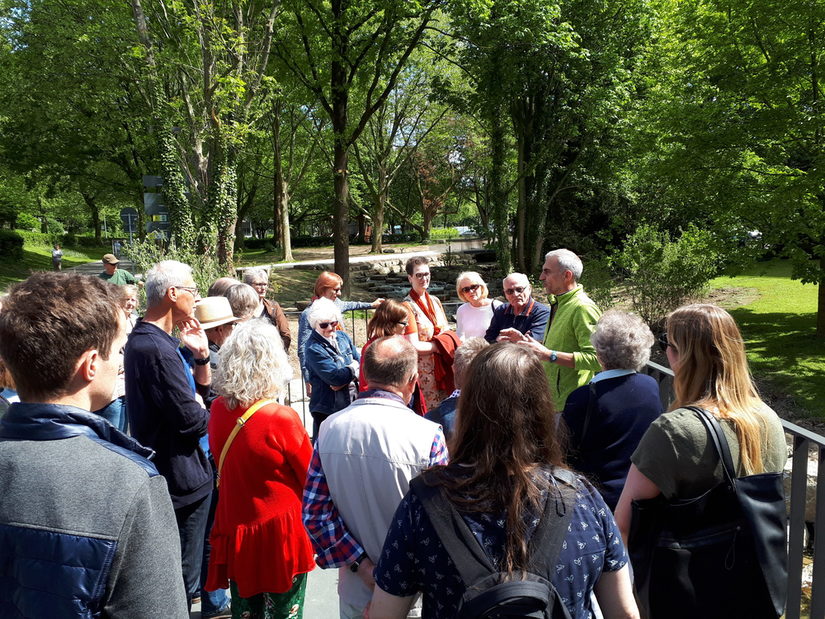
[{"left": 0, "top": 230, "right": 24, "bottom": 259}]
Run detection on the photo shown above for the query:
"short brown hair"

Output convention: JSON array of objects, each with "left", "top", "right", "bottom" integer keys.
[
  {"left": 363, "top": 336, "right": 417, "bottom": 387},
  {"left": 0, "top": 272, "right": 120, "bottom": 400},
  {"left": 405, "top": 256, "right": 429, "bottom": 276},
  {"left": 367, "top": 300, "right": 410, "bottom": 339}
]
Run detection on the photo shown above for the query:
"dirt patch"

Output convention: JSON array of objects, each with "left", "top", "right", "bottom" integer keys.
[{"left": 702, "top": 286, "right": 760, "bottom": 309}]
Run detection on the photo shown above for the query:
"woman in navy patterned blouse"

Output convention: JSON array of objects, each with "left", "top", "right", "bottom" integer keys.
[{"left": 369, "top": 343, "right": 638, "bottom": 619}]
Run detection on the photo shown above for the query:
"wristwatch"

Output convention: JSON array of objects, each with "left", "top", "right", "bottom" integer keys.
[
  {"left": 349, "top": 553, "right": 367, "bottom": 573},
  {"left": 549, "top": 350, "right": 558, "bottom": 363},
  {"left": 194, "top": 356, "right": 210, "bottom": 366}
]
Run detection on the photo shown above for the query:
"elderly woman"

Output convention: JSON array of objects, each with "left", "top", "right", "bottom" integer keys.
[
  {"left": 205, "top": 319, "right": 314, "bottom": 618},
  {"left": 561, "top": 310, "right": 663, "bottom": 511},
  {"left": 298, "top": 271, "right": 382, "bottom": 382},
  {"left": 403, "top": 256, "right": 456, "bottom": 408},
  {"left": 242, "top": 267, "right": 291, "bottom": 350},
  {"left": 369, "top": 344, "right": 637, "bottom": 619},
  {"left": 224, "top": 283, "right": 262, "bottom": 323},
  {"left": 120, "top": 284, "right": 139, "bottom": 333},
  {"left": 304, "top": 297, "right": 360, "bottom": 438},
  {"left": 454, "top": 271, "right": 501, "bottom": 340}
]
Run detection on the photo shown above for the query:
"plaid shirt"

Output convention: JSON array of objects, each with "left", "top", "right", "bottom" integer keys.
[{"left": 302, "top": 426, "right": 448, "bottom": 568}]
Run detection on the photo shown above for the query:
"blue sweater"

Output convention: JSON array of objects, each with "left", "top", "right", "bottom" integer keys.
[{"left": 562, "top": 372, "right": 663, "bottom": 510}]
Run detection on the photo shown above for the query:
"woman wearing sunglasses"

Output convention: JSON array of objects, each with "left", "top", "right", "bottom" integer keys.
[
  {"left": 304, "top": 298, "right": 361, "bottom": 439},
  {"left": 454, "top": 271, "right": 502, "bottom": 340}
]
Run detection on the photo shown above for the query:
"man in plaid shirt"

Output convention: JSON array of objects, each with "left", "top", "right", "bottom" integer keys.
[{"left": 303, "top": 336, "right": 448, "bottom": 618}]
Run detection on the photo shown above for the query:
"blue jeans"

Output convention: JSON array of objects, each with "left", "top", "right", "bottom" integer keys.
[
  {"left": 201, "top": 449, "right": 230, "bottom": 614},
  {"left": 95, "top": 396, "right": 128, "bottom": 433},
  {"left": 175, "top": 492, "right": 212, "bottom": 608}
]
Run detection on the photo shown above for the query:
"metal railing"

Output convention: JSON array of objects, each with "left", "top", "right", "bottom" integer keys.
[{"left": 642, "top": 361, "right": 822, "bottom": 619}]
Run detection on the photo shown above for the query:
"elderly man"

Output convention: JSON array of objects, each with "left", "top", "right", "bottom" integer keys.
[
  {"left": 242, "top": 267, "right": 291, "bottom": 350},
  {"left": 425, "top": 336, "right": 488, "bottom": 441},
  {"left": 0, "top": 272, "right": 187, "bottom": 617},
  {"left": 303, "top": 336, "right": 448, "bottom": 618},
  {"left": 99, "top": 253, "right": 137, "bottom": 285},
  {"left": 124, "top": 260, "right": 213, "bottom": 608},
  {"left": 484, "top": 272, "right": 551, "bottom": 343},
  {"left": 501, "top": 249, "right": 602, "bottom": 409}
]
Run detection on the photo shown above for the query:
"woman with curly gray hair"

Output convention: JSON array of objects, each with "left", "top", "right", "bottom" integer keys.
[
  {"left": 205, "top": 318, "right": 315, "bottom": 617},
  {"left": 561, "top": 310, "right": 663, "bottom": 510}
]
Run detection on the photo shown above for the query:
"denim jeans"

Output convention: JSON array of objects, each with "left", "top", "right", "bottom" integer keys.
[
  {"left": 95, "top": 396, "right": 128, "bottom": 433},
  {"left": 200, "top": 455, "right": 230, "bottom": 614},
  {"left": 175, "top": 492, "right": 212, "bottom": 607}
]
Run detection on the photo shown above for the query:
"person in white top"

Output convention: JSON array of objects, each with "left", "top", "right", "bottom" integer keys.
[{"left": 454, "top": 271, "right": 501, "bottom": 341}]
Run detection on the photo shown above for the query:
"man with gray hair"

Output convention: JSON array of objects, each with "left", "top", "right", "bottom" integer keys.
[
  {"left": 124, "top": 260, "right": 214, "bottom": 609},
  {"left": 425, "top": 336, "right": 489, "bottom": 440},
  {"left": 243, "top": 267, "right": 291, "bottom": 349},
  {"left": 500, "top": 248, "right": 602, "bottom": 409},
  {"left": 484, "top": 272, "right": 551, "bottom": 343},
  {"left": 303, "top": 336, "right": 448, "bottom": 618}
]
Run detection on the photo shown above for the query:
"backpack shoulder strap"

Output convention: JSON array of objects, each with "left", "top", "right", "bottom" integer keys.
[
  {"left": 526, "top": 468, "right": 577, "bottom": 578},
  {"left": 409, "top": 475, "right": 496, "bottom": 586}
]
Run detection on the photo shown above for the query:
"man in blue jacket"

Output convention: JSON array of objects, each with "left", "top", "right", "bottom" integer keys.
[
  {"left": 125, "top": 260, "right": 214, "bottom": 608},
  {"left": 0, "top": 272, "right": 187, "bottom": 617}
]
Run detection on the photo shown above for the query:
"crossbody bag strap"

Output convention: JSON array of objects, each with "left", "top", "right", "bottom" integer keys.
[
  {"left": 216, "top": 398, "right": 277, "bottom": 487},
  {"left": 526, "top": 468, "right": 577, "bottom": 578},
  {"left": 684, "top": 405, "right": 737, "bottom": 486}
]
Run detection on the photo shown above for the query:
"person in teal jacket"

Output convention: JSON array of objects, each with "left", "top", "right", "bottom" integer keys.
[{"left": 499, "top": 248, "right": 602, "bottom": 409}]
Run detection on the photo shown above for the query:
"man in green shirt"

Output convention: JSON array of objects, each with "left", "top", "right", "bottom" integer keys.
[
  {"left": 499, "top": 248, "right": 602, "bottom": 409},
  {"left": 99, "top": 253, "right": 137, "bottom": 286}
]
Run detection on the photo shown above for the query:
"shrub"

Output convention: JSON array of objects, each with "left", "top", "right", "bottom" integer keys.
[
  {"left": 14, "top": 213, "right": 39, "bottom": 232},
  {"left": 0, "top": 230, "right": 24, "bottom": 259},
  {"left": 428, "top": 227, "right": 459, "bottom": 240},
  {"left": 613, "top": 224, "right": 721, "bottom": 327},
  {"left": 581, "top": 255, "right": 615, "bottom": 311}
]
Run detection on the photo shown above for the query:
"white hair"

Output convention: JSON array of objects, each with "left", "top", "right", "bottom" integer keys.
[
  {"left": 225, "top": 283, "right": 260, "bottom": 321},
  {"left": 307, "top": 297, "right": 342, "bottom": 329},
  {"left": 144, "top": 260, "right": 193, "bottom": 308},
  {"left": 242, "top": 268, "right": 269, "bottom": 285},
  {"left": 456, "top": 271, "right": 489, "bottom": 303},
  {"left": 213, "top": 318, "right": 290, "bottom": 409},
  {"left": 590, "top": 310, "right": 654, "bottom": 371},
  {"left": 545, "top": 249, "right": 583, "bottom": 282},
  {"left": 503, "top": 272, "right": 530, "bottom": 288}
]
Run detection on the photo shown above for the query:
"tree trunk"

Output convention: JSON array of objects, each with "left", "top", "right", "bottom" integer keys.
[
  {"left": 211, "top": 146, "right": 238, "bottom": 270},
  {"left": 279, "top": 178, "right": 294, "bottom": 262},
  {"left": 81, "top": 193, "right": 102, "bottom": 244},
  {"left": 490, "top": 115, "right": 510, "bottom": 272},
  {"left": 818, "top": 253, "right": 825, "bottom": 337},
  {"left": 371, "top": 193, "right": 386, "bottom": 253}
]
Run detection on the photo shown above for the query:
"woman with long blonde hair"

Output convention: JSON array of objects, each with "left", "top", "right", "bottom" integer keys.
[{"left": 615, "top": 304, "right": 787, "bottom": 609}]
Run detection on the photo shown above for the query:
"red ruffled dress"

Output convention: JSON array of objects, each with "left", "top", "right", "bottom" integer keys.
[{"left": 206, "top": 398, "right": 315, "bottom": 598}]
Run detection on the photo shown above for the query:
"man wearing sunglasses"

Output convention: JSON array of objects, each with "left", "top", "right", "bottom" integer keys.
[
  {"left": 484, "top": 272, "right": 551, "bottom": 343},
  {"left": 499, "top": 249, "right": 602, "bottom": 409}
]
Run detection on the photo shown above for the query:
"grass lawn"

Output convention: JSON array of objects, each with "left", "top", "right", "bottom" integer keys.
[
  {"left": 709, "top": 259, "right": 823, "bottom": 420},
  {"left": 0, "top": 243, "right": 112, "bottom": 292}
]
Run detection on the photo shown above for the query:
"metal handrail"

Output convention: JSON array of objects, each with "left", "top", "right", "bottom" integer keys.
[{"left": 641, "top": 361, "right": 821, "bottom": 619}]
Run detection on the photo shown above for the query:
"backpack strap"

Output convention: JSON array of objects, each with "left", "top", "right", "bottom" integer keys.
[
  {"left": 410, "top": 476, "right": 495, "bottom": 586},
  {"left": 409, "top": 468, "right": 577, "bottom": 587}
]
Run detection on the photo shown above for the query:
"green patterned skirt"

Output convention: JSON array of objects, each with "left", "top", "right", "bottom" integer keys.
[{"left": 229, "top": 573, "right": 307, "bottom": 619}]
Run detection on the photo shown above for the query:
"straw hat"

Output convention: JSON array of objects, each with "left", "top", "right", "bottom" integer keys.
[{"left": 194, "top": 296, "right": 239, "bottom": 330}]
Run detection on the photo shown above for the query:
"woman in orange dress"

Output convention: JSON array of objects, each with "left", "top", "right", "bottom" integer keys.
[{"left": 206, "top": 318, "right": 314, "bottom": 618}]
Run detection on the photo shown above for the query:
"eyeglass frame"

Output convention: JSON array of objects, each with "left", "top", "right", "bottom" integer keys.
[
  {"left": 318, "top": 320, "right": 339, "bottom": 329},
  {"left": 461, "top": 284, "right": 481, "bottom": 294},
  {"left": 504, "top": 286, "right": 527, "bottom": 296}
]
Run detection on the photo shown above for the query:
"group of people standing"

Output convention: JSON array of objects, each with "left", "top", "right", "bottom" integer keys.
[{"left": 0, "top": 245, "right": 789, "bottom": 619}]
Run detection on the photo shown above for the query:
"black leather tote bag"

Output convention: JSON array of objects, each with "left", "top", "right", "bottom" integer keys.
[{"left": 628, "top": 406, "right": 786, "bottom": 619}]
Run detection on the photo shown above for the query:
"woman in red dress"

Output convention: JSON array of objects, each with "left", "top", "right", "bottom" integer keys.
[{"left": 206, "top": 318, "right": 314, "bottom": 618}]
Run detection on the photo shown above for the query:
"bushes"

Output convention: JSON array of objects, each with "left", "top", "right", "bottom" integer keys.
[
  {"left": 613, "top": 224, "right": 721, "bottom": 326},
  {"left": 0, "top": 230, "right": 24, "bottom": 259}
]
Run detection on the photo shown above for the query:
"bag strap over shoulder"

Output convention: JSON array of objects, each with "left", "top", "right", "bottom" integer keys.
[
  {"left": 683, "top": 405, "right": 737, "bottom": 486},
  {"left": 410, "top": 468, "right": 577, "bottom": 586},
  {"left": 216, "top": 398, "right": 277, "bottom": 488}
]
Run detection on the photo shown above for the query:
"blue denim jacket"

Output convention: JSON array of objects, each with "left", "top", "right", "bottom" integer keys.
[{"left": 305, "top": 330, "right": 360, "bottom": 415}]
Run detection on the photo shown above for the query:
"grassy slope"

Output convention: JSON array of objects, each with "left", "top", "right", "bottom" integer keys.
[
  {"left": 0, "top": 244, "right": 112, "bottom": 292},
  {"left": 710, "top": 260, "right": 822, "bottom": 419}
]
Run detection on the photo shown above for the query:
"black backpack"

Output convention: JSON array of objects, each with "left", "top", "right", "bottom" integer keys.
[{"left": 409, "top": 470, "right": 576, "bottom": 619}]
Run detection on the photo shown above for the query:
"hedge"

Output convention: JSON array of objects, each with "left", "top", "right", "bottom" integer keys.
[{"left": 0, "top": 230, "right": 24, "bottom": 259}]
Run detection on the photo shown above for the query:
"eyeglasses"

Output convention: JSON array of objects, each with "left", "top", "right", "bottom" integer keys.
[
  {"left": 461, "top": 284, "right": 481, "bottom": 294},
  {"left": 332, "top": 287, "right": 342, "bottom": 293},
  {"left": 504, "top": 286, "right": 527, "bottom": 296},
  {"left": 176, "top": 286, "right": 200, "bottom": 297},
  {"left": 413, "top": 272, "right": 431, "bottom": 279},
  {"left": 397, "top": 321, "right": 408, "bottom": 327},
  {"left": 250, "top": 282, "right": 267, "bottom": 288},
  {"left": 658, "top": 331, "right": 673, "bottom": 352},
  {"left": 318, "top": 321, "right": 339, "bottom": 329}
]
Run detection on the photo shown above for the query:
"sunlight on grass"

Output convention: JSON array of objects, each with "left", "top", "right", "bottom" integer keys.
[{"left": 710, "top": 260, "right": 822, "bottom": 419}]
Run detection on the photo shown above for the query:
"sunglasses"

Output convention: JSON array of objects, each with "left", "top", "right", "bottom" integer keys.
[
  {"left": 318, "top": 321, "right": 339, "bottom": 329},
  {"left": 413, "top": 272, "right": 431, "bottom": 279},
  {"left": 504, "top": 286, "right": 527, "bottom": 296},
  {"left": 397, "top": 321, "right": 408, "bottom": 327},
  {"left": 461, "top": 284, "right": 481, "bottom": 294},
  {"left": 658, "top": 331, "right": 672, "bottom": 352}
]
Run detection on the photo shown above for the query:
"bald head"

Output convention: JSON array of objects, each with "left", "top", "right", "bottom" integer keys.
[{"left": 364, "top": 336, "right": 417, "bottom": 389}]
